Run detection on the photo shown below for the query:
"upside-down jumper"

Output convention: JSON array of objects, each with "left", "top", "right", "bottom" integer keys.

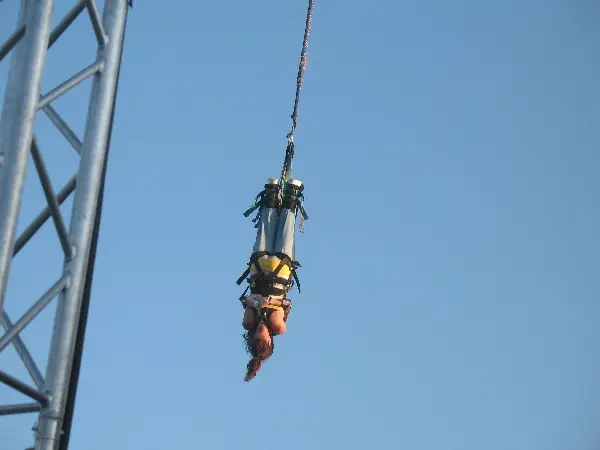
[{"left": 237, "top": 177, "right": 306, "bottom": 381}]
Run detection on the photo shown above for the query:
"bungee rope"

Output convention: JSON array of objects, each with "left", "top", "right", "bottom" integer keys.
[
  {"left": 245, "top": 0, "right": 314, "bottom": 232},
  {"left": 280, "top": 0, "right": 315, "bottom": 192}
]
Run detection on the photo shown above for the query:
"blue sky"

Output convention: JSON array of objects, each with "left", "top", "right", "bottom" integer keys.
[{"left": 1, "top": 0, "right": 599, "bottom": 449}]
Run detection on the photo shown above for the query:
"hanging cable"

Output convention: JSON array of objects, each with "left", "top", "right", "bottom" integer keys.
[{"left": 280, "top": 0, "right": 314, "bottom": 187}]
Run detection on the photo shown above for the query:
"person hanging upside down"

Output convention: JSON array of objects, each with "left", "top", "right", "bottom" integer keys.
[{"left": 237, "top": 177, "right": 307, "bottom": 382}]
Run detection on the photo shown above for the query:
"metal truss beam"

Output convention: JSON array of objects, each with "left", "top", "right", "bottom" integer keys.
[
  {"left": 0, "top": 1, "right": 131, "bottom": 449},
  {"left": 0, "top": 402, "right": 41, "bottom": 416}
]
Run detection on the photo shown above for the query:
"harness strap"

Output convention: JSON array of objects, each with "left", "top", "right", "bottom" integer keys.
[
  {"left": 298, "top": 199, "right": 309, "bottom": 221},
  {"left": 291, "top": 263, "right": 302, "bottom": 293},
  {"left": 236, "top": 251, "right": 270, "bottom": 285},
  {"left": 239, "top": 285, "right": 251, "bottom": 305},
  {"left": 243, "top": 295, "right": 278, "bottom": 338},
  {"left": 236, "top": 268, "right": 250, "bottom": 286},
  {"left": 243, "top": 190, "right": 265, "bottom": 218},
  {"left": 271, "top": 253, "right": 302, "bottom": 293},
  {"left": 257, "top": 307, "right": 274, "bottom": 336},
  {"left": 236, "top": 251, "right": 301, "bottom": 294},
  {"left": 242, "top": 295, "right": 293, "bottom": 322},
  {"left": 271, "top": 256, "right": 289, "bottom": 278}
]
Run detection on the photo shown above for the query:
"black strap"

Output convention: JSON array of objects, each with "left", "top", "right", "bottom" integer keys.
[
  {"left": 236, "top": 268, "right": 250, "bottom": 286},
  {"left": 236, "top": 251, "right": 270, "bottom": 285},
  {"left": 273, "top": 255, "right": 302, "bottom": 293},
  {"left": 243, "top": 190, "right": 265, "bottom": 218},
  {"left": 291, "top": 267, "right": 301, "bottom": 293},
  {"left": 239, "top": 285, "right": 250, "bottom": 306},
  {"left": 255, "top": 306, "right": 276, "bottom": 345},
  {"left": 271, "top": 256, "right": 289, "bottom": 278},
  {"left": 268, "top": 253, "right": 302, "bottom": 294}
]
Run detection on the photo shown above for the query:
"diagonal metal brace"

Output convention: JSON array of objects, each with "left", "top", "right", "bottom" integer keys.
[
  {"left": 2, "top": 312, "right": 45, "bottom": 390},
  {"left": 38, "top": 60, "right": 104, "bottom": 109},
  {"left": 0, "top": 25, "right": 26, "bottom": 64},
  {"left": 13, "top": 175, "right": 77, "bottom": 257},
  {"left": 42, "top": 104, "right": 82, "bottom": 154},
  {"left": 0, "top": 276, "right": 69, "bottom": 353},
  {"left": 31, "top": 136, "right": 73, "bottom": 259},
  {"left": 86, "top": 0, "right": 108, "bottom": 46},
  {"left": 0, "top": 402, "right": 42, "bottom": 416},
  {"left": 0, "top": 371, "right": 49, "bottom": 406}
]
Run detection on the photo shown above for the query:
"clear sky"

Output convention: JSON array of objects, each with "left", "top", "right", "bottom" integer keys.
[{"left": 1, "top": 0, "right": 599, "bottom": 449}]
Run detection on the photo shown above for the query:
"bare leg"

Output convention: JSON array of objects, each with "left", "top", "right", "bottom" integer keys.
[
  {"left": 268, "top": 309, "right": 287, "bottom": 335},
  {"left": 242, "top": 307, "right": 257, "bottom": 330}
]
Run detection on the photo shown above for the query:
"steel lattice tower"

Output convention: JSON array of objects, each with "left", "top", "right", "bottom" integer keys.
[{"left": 0, "top": 1, "right": 131, "bottom": 449}]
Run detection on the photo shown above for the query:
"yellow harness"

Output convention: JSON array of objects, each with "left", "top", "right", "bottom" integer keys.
[
  {"left": 261, "top": 304, "right": 284, "bottom": 313},
  {"left": 244, "top": 294, "right": 291, "bottom": 315},
  {"left": 248, "top": 255, "right": 292, "bottom": 300}
]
